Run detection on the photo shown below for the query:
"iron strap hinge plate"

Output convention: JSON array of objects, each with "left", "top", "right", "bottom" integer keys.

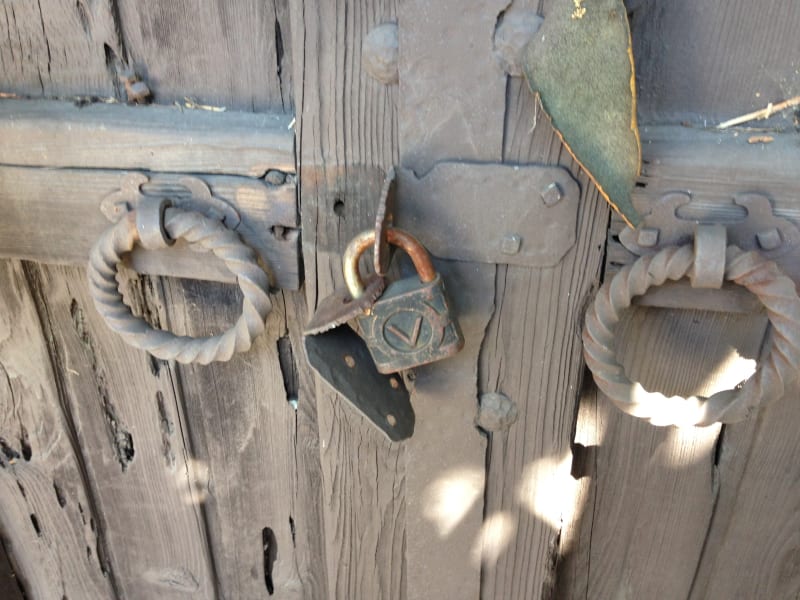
[{"left": 394, "top": 162, "right": 581, "bottom": 268}]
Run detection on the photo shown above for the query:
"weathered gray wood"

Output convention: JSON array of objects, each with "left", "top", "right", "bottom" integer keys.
[
  {"left": 557, "top": 306, "right": 767, "bottom": 599},
  {"left": 0, "top": 538, "right": 23, "bottom": 600},
  {"left": 160, "top": 280, "right": 325, "bottom": 598},
  {"left": 290, "top": 0, "right": 407, "bottom": 595},
  {"left": 0, "top": 99, "right": 294, "bottom": 176},
  {"left": 631, "top": 0, "right": 800, "bottom": 124},
  {"left": 24, "top": 263, "right": 217, "bottom": 599},
  {"left": 0, "top": 0, "right": 121, "bottom": 98},
  {"left": 0, "top": 260, "right": 114, "bottom": 599},
  {"left": 688, "top": 380, "right": 800, "bottom": 599},
  {"left": 117, "top": 0, "right": 293, "bottom": 112},
  {"left": 0, "top": 166, "right": 301, "bottom": 289},
  {"left": 477, "top": 75, "right": 612, "bottom": 597}
]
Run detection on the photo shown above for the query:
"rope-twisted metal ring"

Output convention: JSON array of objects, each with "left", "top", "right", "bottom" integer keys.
[
  {"left": 583, "top": 244, "right": 800, "bottom": 426},
  {"left": 87, "top": 206, "right": 272, "bottom": 364}
]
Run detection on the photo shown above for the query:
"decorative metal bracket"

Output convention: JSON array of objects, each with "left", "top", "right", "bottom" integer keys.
[
  {"left": 100, "top": 173, "right": 241, "bottom": 228},
  {"left": 619, "top": 192, "right": 800, "bottom": 259},
  {"left": 614, "top": 192, "right": 800, "bottom": 312}
]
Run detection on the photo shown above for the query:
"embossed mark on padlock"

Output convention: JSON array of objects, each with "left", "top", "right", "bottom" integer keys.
[{"left": 343, "top": 227, "right": 464, "bottom": 373}]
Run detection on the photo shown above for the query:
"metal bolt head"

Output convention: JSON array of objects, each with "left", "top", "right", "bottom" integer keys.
[
  {"left": 541, "top": 182, "right": 563, "bottom": 206},
  {"left": 362, "top": 23, "right": 399, "bottom": 84},
  {"left": 757, "top": 228, "right": 782, "bottom": 251},
  {"left": 501, "top": 234, "right": 522, "bottom": 255},
  {"left": 475, "top": 392, "right": 519, "bottom": 432},
  {"left": 636, "top": 227, "right": 660, "bottom": 248},
  {"left": 264, "top": 170, "right": 287, "bottom": 185}
]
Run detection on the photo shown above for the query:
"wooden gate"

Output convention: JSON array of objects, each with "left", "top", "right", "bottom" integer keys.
[{"left": 1, "top": 1, "right": 799, "bottom": 599}]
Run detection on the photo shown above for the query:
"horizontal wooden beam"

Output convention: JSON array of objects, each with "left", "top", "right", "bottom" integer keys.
[
  {"left": 0, "top": 99, "right": 295, "bottom": 177},
  {"left": 0, "top": 166, "right": 301, "bottom": 289}
]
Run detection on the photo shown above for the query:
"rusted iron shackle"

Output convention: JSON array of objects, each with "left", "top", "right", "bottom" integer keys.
[{"left": 343, "top": 227, "right": 436, "bottom": 299}]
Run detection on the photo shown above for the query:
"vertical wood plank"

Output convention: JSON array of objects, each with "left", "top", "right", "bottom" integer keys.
[
  {"left": 689, "top": 382, "right": 800, "bottom": 599},
  {"left": 555, "top": 307, "right": 768, "bottom": 599},
  {"left": 0, "top": 0, "right": 122, "bottom": 97},
  {"left": 0, "top": 538, "right": 24, "bottom": 600},
  {"left": 290, "top": 0, "right": 405, "bottom": 597},
  {"left": 478, "top": 74, "right": 611, "bottom": 598},
  {"left": 0, "top": 260, "right": 114, "bottom": 599},
  {"left": 24, "top": 263, "right": 217, "bottom": 599},
  {"left": 160, "top": 280, "right": 327, "bottom": 599},
  {"left": 117, "top": 0, "right": 293, "bottom": 111}
]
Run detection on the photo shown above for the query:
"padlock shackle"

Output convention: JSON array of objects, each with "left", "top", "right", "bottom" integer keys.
[{"left": 343, "top": 228, "right": 436, "bottom": 298}]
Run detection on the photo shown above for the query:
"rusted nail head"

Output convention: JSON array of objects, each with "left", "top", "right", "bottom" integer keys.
[
  {"left": 637, "top": 228, "right": 660, "bottom": 248},
  {"left": 541, "top": 182, "right": 563, "bottom": 206},
  {"left": 756, "top": 228, "right": 782, "bottom": 251}
]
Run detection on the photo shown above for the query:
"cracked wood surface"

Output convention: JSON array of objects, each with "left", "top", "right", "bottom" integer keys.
[
  {"left": 24, "top": 263, "right": 217, "bottom": 599},
  {"left": 289, "top": 0, "right": 407, "bottom": 595},
  {"left": 0, "top": 0, "right": 121, "bottom": 98},
  {"left": 117, "top": 0, "right": 293, "bottom": 112},
  {"left": 160, "top": 280, "right": 326, "bottom": 599},
  {"left": 0, "top": 260, "right": 114, "bottom": 599}
]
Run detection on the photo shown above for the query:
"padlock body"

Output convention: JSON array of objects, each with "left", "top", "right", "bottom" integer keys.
[{"left": 357, "top": 273, "right": 464, "bottom": 373}]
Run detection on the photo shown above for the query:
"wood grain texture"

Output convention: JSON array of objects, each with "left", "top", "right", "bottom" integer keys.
[
  {"left": 160, "top": 280, "right": 325, "bottom": 599},
  {"left": 0, "top": 259, "right": 115, "bottom": 600},
  {"left": 478, "top": 76, "right": 612, "bottom": 598},
  {"left": 688, "top": 381, "right": 800, "bottom": 600},
  {"left": 117, "top": 0, "right": 293, "bottom": 112},
  {"left": 290, "top": 0, "right": 406, "bottom": 597},
  {"left": 0, "top": 166, "right": 301, "bottom": 289},
  {"left": 0, "top": 539, "right": 23, "bottom": 600},
  {"left": 556, "top": 306, "right": 768, "bottom": 599},
  {"left": 0, "top": 99, "right": 294, "bottom": 176},
  {"left": 24, "top": 263, "right": 217, "bottom": 599},
  {"left": 631, "top": 0, "right": 800, "bottom": 124},
  {"left": 0, "top": 0, "right": 121, "bottom": 98}
]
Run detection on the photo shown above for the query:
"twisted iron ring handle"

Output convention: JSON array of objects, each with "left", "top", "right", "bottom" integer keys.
[
  {"left": 583, "top": 244, "right": 800, "bottom": 426},
  {"left": 87, "top": 207, "right": 272, "bottom": 364}
]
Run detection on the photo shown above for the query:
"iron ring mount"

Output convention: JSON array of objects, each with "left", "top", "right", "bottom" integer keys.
[
  {"left": 87, "top": 198, "right": 272, "bottom": 364},
  {"left": 583, "top": 226, "right": 800, "bottom": 426}
]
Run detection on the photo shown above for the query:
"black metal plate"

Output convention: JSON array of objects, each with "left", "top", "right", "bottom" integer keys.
[{"left": 304, "top": 326, "right": 414, "bottom": 441}]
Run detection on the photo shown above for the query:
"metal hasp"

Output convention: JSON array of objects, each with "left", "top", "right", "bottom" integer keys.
[{"left": 395, "top": 162, "right": 580, "bottom": 267}]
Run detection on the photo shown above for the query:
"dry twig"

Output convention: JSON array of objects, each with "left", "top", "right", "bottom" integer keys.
[{"left": 718, "top": 95, "right": 800, "bottom": 129}]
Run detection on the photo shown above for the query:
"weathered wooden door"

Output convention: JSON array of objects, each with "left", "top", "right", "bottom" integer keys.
[{"left": 1, "top": 1, "right": 799, "bottom": 599}]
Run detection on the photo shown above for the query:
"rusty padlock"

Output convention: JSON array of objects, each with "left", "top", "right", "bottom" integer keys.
[{"left": 343, "top": 227, "right": 464, "bottom": 373}]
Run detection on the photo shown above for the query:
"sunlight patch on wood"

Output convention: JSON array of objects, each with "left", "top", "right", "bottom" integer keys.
[{"left": 422, "top": 467, "right": 484, "bottom": 538}]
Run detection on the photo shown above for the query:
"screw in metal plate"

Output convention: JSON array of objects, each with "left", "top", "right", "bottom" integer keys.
[
  {"left": 756, "top": 228, "right": 782, "bottom": 251},
  {"left": 501, "top": 234, "right": 522, "bottom": 255},
  {"left": 541, "top": 182, "right": 563, "bottom": 206},
  {"left": 636, "top": 227, "right": 660, "bottom": 248}
]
